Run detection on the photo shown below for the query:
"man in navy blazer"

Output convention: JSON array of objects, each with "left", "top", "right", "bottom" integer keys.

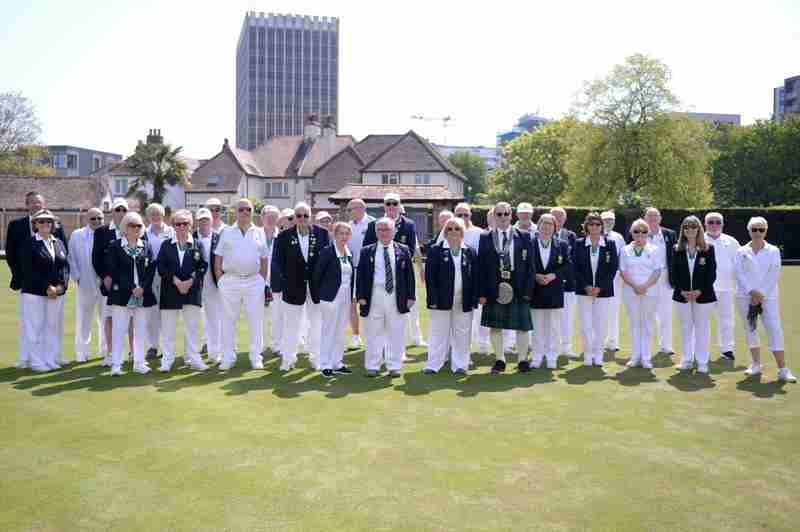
[
  {"left": 356, "top": 217, "right": 416, "bottom": 377},
  {"left": 271, "top": 202, "right": 330, "bottom": 370},
  {"left": 362, "top": 192, "right": 417, "bottom": 253},
  {"left": 5, "top": 192, "right": 66, "bottom": 368}
]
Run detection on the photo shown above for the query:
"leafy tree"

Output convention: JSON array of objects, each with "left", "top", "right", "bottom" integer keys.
[
  {"left": 126, "top": 141, "right": 188, "bottom": 205},
  {"left": 0, "top": 144, "right": 55, "bottom": 176},
  {"left": 0, "top": 92, "right": 42, "bottom": 154},
  {"left": 448, "top": 151, "right": 486, "bottom": 201}
]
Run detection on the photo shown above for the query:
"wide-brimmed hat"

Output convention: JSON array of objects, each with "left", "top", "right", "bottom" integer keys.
[{"left": 32, "top": 209, "right": 56, "bottom": 222}]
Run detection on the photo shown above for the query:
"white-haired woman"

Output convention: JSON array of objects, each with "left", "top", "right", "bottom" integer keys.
[
  {"left": 105, "top": 212, "right": 157, "bottom": 375},
  {"left": 619, "top": 218, "right": 662, "bottom": 369},
  {"left": 735, "top": 217, "right": 796, "bottom": 382}
]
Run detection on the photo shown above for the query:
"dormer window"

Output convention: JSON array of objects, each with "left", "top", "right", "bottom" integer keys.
[{"left": 208, "top": 175, "right": 222, "bottom": 186}]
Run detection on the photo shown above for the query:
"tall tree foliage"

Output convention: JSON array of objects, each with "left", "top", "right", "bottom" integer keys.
[
  {"left": 127, "top": 142, "right": 188, "bottom": 205},
  {"left": 447, "top": 151, "right": 486, "bottom": 201},
  {"left": 0, "top": 92, "right": 53, "bottom": 176}
]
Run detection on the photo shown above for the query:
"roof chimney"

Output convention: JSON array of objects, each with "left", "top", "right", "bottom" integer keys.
[
  {"left": 304, "top": 113, "right": 322, "bottom": 141},
  {"left": 146, "top": 128, "right": 164, "bottom": 145},
  {"left": 321, "top": 115, "right": 337, "bottom": 161}
]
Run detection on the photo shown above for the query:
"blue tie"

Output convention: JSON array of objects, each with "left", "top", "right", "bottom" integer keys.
[{"left": 383, "top": 246, "right": 394, "bottom": 294}]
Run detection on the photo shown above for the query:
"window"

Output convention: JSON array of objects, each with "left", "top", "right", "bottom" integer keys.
[
  {"left": 114, "top": 178, "right": 129, "bottom": 196},
  {"left": 414, "top": 173, "right": 431, "bottom": 185},
  {"left": 52, "top": 154, "right": 67, "bottom": 169},
  {"left": 381, "top": 173, "right": 399, "bottom": 185},
  {"left": 67, "top": 153, "right": 78, "bottom": 170},
  {"left": 266, "top": 182, "right": 289, "bottom": 197},
  {"left": 93, "top": 156, "right": 102, "bottom": 171},
  {"left": 207, "top": 175, "right": 222, "bottom": 186}
]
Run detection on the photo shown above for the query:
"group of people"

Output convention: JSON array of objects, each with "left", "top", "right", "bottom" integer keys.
[{"left": 5, "top": 190, "right": 795, "bottom": 383}]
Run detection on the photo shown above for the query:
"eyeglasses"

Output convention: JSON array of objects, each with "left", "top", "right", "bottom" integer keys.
[
  {"left": 296, "top": 213, "right": 310, "bottom": 219},
  {"left": 706, "top": 220, "right": 722, "bottom": 225},
  {"left": 457, "top": 212, "right": 470, "bottom": 218},
  {"left": 114, "top": 207, "right": 127, "bottom": 213},
  {"left": 209, "top": 207, "right": 221, "bottom": 213},
  {"left": 89, "top": 217, "right": 103, "bottom": 222},
  {"left": 128, "top": 224, "right": 143, "bottom": 229},
  {"left": 174, "top": 221, "right": 190, "bottom": 227},
  {"left": 35, "top": 220, "right": 53, "bottom": 225},
  {"left": 446, "top": 227, "right": 463, "bottom": 232},
  {"left": 684, "top": 225, "right": 699, "bottom": 229},
  {"left": 750, "top": 227, "right": 766, "bottom": 233},
  {"left": 586, "top": 222, "right": 602, "bottom": 226},
  {"left": 632, "top": 230, "right": 646, "bottom": 234},
  {"left": 238, "top": 207, "right": 252, "bottom": 213},
  {"left": 495, "top": 212, "right": 511, "bottom": 217},
  {"left": 384, "top": 201, "right": 399, "bottom": 207}
]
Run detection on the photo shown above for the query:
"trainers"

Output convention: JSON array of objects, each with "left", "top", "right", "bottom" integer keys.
[
  {"left": 189, "top": 360, "right": 209, "bottom": 372},
  {"left": 720, "top": 351, "right": 735, "bottom": 361},
  {"left": 75, "top": 354, "right": 88, "bottom": 363},
  {"left": 642, "top": 361, "right": 654, "bottom": 369},
  {"left": 133, "top": 365, "right": 151, "bottom": 375},
  {"left": 334, "top": 366, "right": 353, "bottom": 375},
  {"left": 745, "top": 364, "right": 762, "bottom": 376},
  {"left": 251, "top": 360, "right": 264, "bottom": 370},
  {"left": 778, "top": 368, "right": 797, "bottom": 383},
  {"left": 110, "top": 367, "right": 122, "bottom": 376},
  {"left": 100, "top": 355, "right": 112, "bottom": 367},
  {"left": 697, "top": 364, "right": 709, "bottom": 374},
  {"left": 219, "top": 360, "right": 235, "bottom": 371},
  {"left": 517, "top": 360, "right": 531, "bottom": 373},
  {"left": 14, "top": 360, "right": 29, "bottom": 369},
  {"left": 491, "top": 360, "right": 507, "bottom": 374},
  {"left": 321, "top": 369, "right": 334, "bottom": 377},
  {"left": 677, "top": 360, "right": 693, "bottom": 371},
  {"left": 626, "top": 359, "right": 641, "bottom": 368},
  {"left": 158, "top": 364, "right": 171, "bottom": 373}
]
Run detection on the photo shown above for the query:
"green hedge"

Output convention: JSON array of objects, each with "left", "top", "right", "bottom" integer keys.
[{"left": 468, "top": 207, "right": 800, "bottom": 259}]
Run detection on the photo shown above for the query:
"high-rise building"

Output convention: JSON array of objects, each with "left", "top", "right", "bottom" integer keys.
[
  {"left": 774, "top": 75, "right": 800, "bottom": 121},
  {"left": 496, "top": 114, "right": 549, "bottom": 146},
  {"left": 236, "top": 12, "right": 340, "bottom": 150}
]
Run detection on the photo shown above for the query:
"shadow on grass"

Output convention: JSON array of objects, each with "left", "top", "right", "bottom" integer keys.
[
  {"left": 559, "top": 365, "right": 610, "bottom": 385},
  {"left": 652, "top": 351, "right": 675, "bottom": 369},
  {"left": 666, "top": 371, "right": 717, "bottom": 392},
  {"left": 612, "top": 367, "right": 658, "bottom": 386},
  {"left": 735, "top": 375, "right": 790, "bottom": 398},
  {"left": 392, "top": 365, "right": 557, "bottom": 398},
  {"left": 0, "top": 366, "right": 33, "bottom": 383},
  {"left": 709, "top": 358, "right": 747, "bottom": 375}
]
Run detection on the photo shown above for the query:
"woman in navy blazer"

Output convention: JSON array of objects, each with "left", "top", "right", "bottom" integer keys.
[
  {"left": 671, "top": 215, "right": 717, "bottom": 373},
  {"left": 530, "top": 213, "right": 571, "bottom": 369},
  {"left": 21, "top": 209, "right": 70, "bottom": 372},
  {"left": 573, "top": 212, "right": 619, "bottom": 368},
  {"left": 105, "top": 212, "right": 157, "bottom": 375},
  {"left": 424, "top": 217, "right": 479, "bottom": 375},
  {"left": 312, "top": 222, "right": 356, "bottom": 376},
  {"left": 157, "top": 210, "right": 209, "bottom": 373}
]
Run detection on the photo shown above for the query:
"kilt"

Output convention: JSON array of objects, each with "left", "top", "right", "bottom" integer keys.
[{"left": 481, "top": 300, "right": 533, "bottom": 331}]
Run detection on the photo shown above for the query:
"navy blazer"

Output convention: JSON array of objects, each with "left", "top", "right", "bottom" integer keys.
[
  {"left": 477, "top": 228, "right": 535, "bottom": 304},
  {"left": 356, "top": 242, "right": 415, "bottom": 317},
  {"left": 272, "top": 225, "right": 330, "bottom": 305},
  {"left": 362, "top": 215, "right": 417, "bottom": 253},
  {"left": 425, "top": 242, "right": 479, "bottom": 313},
  {"left": 21, "top": 236, "right": 70, "bottom": 297},
  {"left": 531, "top": 236, "right": 570, "bottom": 309},
  {"left": 311, "top": 243, "right": 355, "bottom": 304},
  {"left": 6, "top": 215, "right": 66, "bottom": 290},
  {"left": 556, "top": 228, "right": 577, "bottom": 292},
  {"left": 105, "top": 239, "right": 157, "bottom": 308},
  {"left": 157, "top": 239, "right": 208, "bottom": 309},
  {"left": 92, "top": 224, "right": 119, "bottom": 296},
  {"left": 671, "top": 246, "right": 717, "bottom": 304},
  {"left": 573, "top": 237, "right": 619, "bottom": 298}
]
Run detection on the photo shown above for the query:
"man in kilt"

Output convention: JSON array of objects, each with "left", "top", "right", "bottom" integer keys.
[{"left": 478, "top": 202, "right": 536, "bottom": 374}]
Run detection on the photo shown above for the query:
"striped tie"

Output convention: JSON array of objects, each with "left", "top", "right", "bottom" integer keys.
[{"left": 383, "top": 245, "right": 393, "bottom": 294}]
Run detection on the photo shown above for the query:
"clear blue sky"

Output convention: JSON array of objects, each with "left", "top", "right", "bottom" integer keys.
[{"left": 1, "top": 0, "right": 798, "bottom": 159}]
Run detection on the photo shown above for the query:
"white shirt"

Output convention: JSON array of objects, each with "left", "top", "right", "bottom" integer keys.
[
  {"left": 348, "top": 214, "right": 375, "bottom": 267},
  {"left": 586, "top": 237, "right": 607, "bottom": 286},
  {"left": 146, "top": 224, "right": 175, "bottom": 260},
  {"left": 735, "top": 242, "right": 781, "bottom": 300},
  {"left": 212, "top": 220, "right": 228, "bottom": 235},
  {"left": 687, "top": 249, "right": 697, "bottom": 288},
  {"left": 335, "top": 244, "right": 353, "bottom": 291},
  {"left": 261, "top": 226, "right": 279, "bottom": 279},
  {"left": 35, "top": 233, "right": 55, "bottom": 259},
  {"left": 197, "top": 230, "right": 214, "bottom": 281},
  {"left": 648, "top": 229, "right": 667, "bottom": 268},
  {"left": 514, "top": 221, "right": 537, "bottom": 236},
  {"left": 120, "top": 237, "right": 144, "bottom": 287},
  {"left": 443, "top": 240, "right": 464, "bottom": 301},
  {"left": 216, "top": 224, "right": 268, "bottom": 276},
  {"left": 495, "top": 227, "right": 515, "bottom": 270},
  {"left": 171, "top": 235, "right": 193, "bottom": 268},
  {"left": 605, "top": 230, "right": 626, "bottom": 272},
  {"left": 298, "top": 230, "right": 310, "bottom": 262},
  {"left": 463, "top": 226, "right": 483, "bottom": 252},
  {"left": 619, "top": 243, "right": 661, "bottom": 296},
  {"left": 68, "top": 225, "right": 99, "bottom": 286},
  {"left": 538, "top": 239, "right": 553, "bottom": 270},
  {"left": 705, "top": 232, "right": 739, "bottom": 292},
  {"left": 373, "top": 241, "right": 396, "bottom": 287}
]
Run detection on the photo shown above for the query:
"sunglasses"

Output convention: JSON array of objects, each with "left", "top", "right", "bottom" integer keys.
[
  {"left": 446, "top": 227, "right": 462, "bottom": 232},
  {"left": 238, "top": 207, "right": 252, "bottom": 213},
  {"left": 495, "top": 212, "right": 511, "bottom": 217},
  {"left": 684, "top": 224, "right": 699, "bottom": 229},
  {"left": 114, "top": 207, "right": 127, "bottom": 213},
  {"left": 632, "top": 230, "right": 647, "bottom": 234},
  {"left": 209, "top": 207, "right": 221, "bottom": 212},
  {"left": 706, "top": 220, "right": 722, "bottom": 225},
  {"left": 750, "top": 227, "right": 766, "bottom": 233},
  {"left": 587, "top": 222, "right": 602, "bottom": 226},
  {"left": 457, "top": 212, "right": 471, "bottom": 218},
  {"left": 89, "top": 217, "right": 103, "bottom": 222},
  {"left": 174, "top": 221, "right": 190, "bottom": 227},
  {"left": 384, "top": 201, "right": 399, "bottom": 207},
  {"left": 296, "top": 213, "right": 310, "bottom": 219},
  {"left": 128, "top": 224, "right": 143, "bottom": 229},
  {"left": 287, "top": 216, "right": 294, "bottom": 221}
]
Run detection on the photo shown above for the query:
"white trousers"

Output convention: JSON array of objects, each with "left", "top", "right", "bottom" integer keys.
[
  {"left": 271, "top": 293, "right": 287, "bottom": 352},
  {"left": 111, "top": 305, "right": 147, "bottom": 370},
  {"left": 146, "top": 273, "right": 162, "bottom": 351},
  {"left": 406, "top": 299, "right": 424, "bottom": 345},
  {"left": 160, "top": 306, "right": 203, "bottom": 367},
  {"left": 427, "top": 304, "right": 472, "bottom": 372},
  {"left": 578, "top": 296, "right": 611, "bottom": 365},
  {"left": 622, "top": 289, "right": 658, "bottom": 364},
  {"left": 605, "top": 275, "right": 623, "bottom": 349},
  {"left": 262, "top": 300, "right": 278, "bottom": 353},
  {"left": 552, "top": 291, "right": 575, "bottom": 354},
  {"left": 202, "top": 276, "right": 223, "bottom": 358},
  {"left": 471, "top": 304, "right": 490, "bottom": 349},
  {"left": 319, "top": 285, "right": 352, "bottom": 371},
  {"left": 364, "top": 285, "right": 407, "bottom": 371},
  {"left": 218, "top": 274, "right": 265, "bottom": 366},
  {"left": 736, "top": 297, "right": 784, "bottom": 352},
  {"left": 711, "top": 290, "right": 735, "bottom": 353},
  {"left": 533, "top": 308, "right": 561, "bottom": 366},
  {"left": 74, "top": 284, "right": 105, "bottom": 359},
  {"left": 280, "top": 291, "right": 321, "bottom": 368},
  {"left": 654, "top": 274, "right": 674, "bottom": 352},
  {"left": 16, "top": 293, "right": 29, "bottom": 366},
  {"left": 22, "top": 294, "right": 65, "bottom": 371},
  {"left": 676, "top": 301, "right": 713, "bottom": 366}
]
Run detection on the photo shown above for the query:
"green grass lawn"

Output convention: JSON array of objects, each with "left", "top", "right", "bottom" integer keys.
[{"left": 1, "top": 262, "right": 798, "bottom": 532}]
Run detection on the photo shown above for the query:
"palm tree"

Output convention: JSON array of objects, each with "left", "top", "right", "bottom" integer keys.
[{"left": 127, "top": 142, "right": 188, "bottom": 205}]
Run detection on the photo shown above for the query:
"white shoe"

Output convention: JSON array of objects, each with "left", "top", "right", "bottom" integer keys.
[
  {"left": 745, "top": 364, "right": 762, "bottom": 376},
  {"left": 546, "top": 360, "right": 557, "bottom": 370},
  {"left": 75, "top": 354, "right": 88, "bottom": 363},
  {"left": 627, "top": 359, "right": 641, "bottom": 368},
  {"left": 110, "top": 366, "right": 122, "bottom": 376},
  {"left": 251, "top": 359, "right": 264, "bottom": 370},
  {"left": 583, "top": 360, "right": 593, "bottom": 367},
  {"left": 778, "top": 368, "right": 797, "bottom": 383},
  {"left": 133, "top": 364, "right": 151, "bottom": 375},
  {"left": 697, "top": 364, "right": 709, "bottom": 374},
  {"left": 31, "top": 365, "right": 49, "bottom": 373},
  {"left": 159, "top": 359, "right": 174, "bottom": 373},
  {"left": 14, "top": 360, "right": 29, "bottom": 369},
  {"left": 46, "top": 362, "right": 62, "bottom": 370},
  {"left": 642, "top": 361, "right": 653, "bottom": 369},
  {"left": 207, "top": 355, "right": 221, "bottom": 365},
  {"left": 219, "top": 360, "right": 235, "bottom": 371},
  {"left": 349, "top": 336, "right": 362, "bottom": 349},
  {"left": 677, "top": 361, "right": 693, "bottom": 371},
  {"left": 101, "top": 355, "right": 112, "bottom": 367},
  {"left": 417, "top": 340, "right": 428, "bottom": 348}
]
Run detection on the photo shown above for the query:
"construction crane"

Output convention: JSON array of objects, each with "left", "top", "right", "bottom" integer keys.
[{"left": 410, "top": 115, "right": 455, "bottom": 144}]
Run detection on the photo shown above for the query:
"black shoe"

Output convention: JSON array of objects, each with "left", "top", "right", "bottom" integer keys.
[
  {"left": 146, "top": 348, "right": 158, "bottom": 360},
  {"left": 321, "top": 369, "right": 334, "bottom": 377},
  {"left": 491, "top": 360, "right": 507, "bottom": 374},
  {"left": 517, "top": 360, "right": 531, "bottom": 373},
  {"left": 334, "top": 366, "right": 353, "bottom": 375},
  {"left": 200, "top": 343, "right": 208, "bottom": 355},
  {"left": 422, "top": 368, "right": 437, "bottom": 375},
  {"left": 721, "top": 351, "right": 735, "bottom": 361}
]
